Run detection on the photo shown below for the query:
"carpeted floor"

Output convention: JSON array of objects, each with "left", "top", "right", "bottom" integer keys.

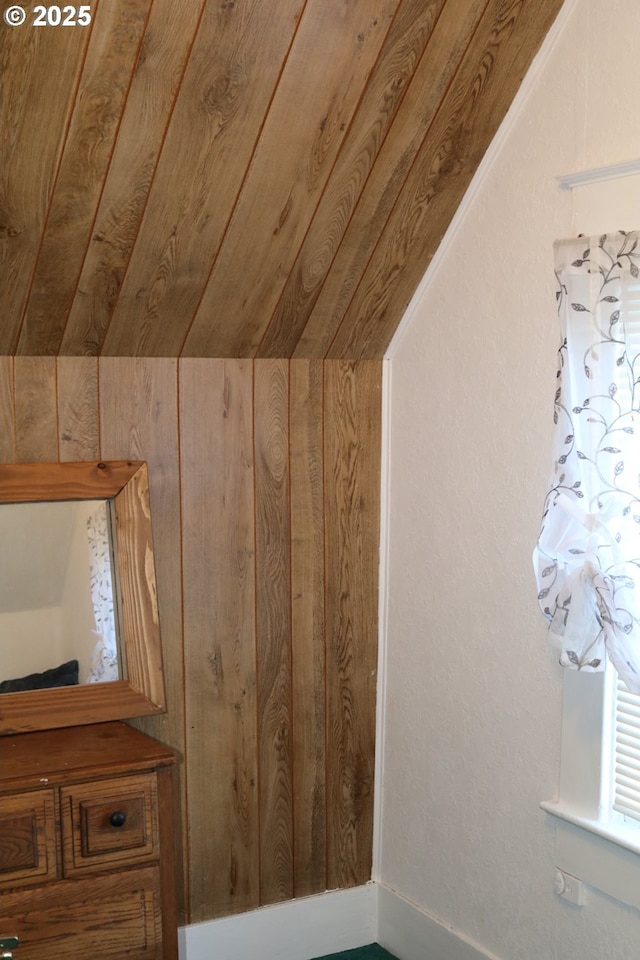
[{"left": 311, "top": 946, "right": 398, "bottom": 960}]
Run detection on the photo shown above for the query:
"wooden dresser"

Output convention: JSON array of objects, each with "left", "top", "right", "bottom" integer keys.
[{"left": 0, "top": 722, "right": 177, "bottom": 960}]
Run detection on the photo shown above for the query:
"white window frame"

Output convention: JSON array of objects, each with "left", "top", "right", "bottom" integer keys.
[
  {"left": 541, "top": 667, "right": 640, "bottom": 909},
  {"left": 540, "top": 174, "right": 640, "bottom": 908}
]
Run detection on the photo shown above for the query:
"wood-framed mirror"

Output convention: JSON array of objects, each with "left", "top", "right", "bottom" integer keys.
[{"left": 0, "top": 460, "right": 166, "bottom": 735}]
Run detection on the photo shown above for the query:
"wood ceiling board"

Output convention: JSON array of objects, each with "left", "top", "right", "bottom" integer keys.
[
  {"left": 101, "top": 0, "right": 306, "bottom": 358},
  {"left": 258, "top": 0, "right": 448, "bottom": 359},
  {"left": 181, "top": 0, "right": 401, "bottom": 359},
  {"left": 0, "top": 26, "right": 88, "bottom": 354},
  {"left": 294, "top": 0, "right": 488, "bottom": 359},
  {"left": 0, "top": 1, "right": 563, "bottom": 362},
  {"left": 60, "top": 0, "right": 206, "bottom": 357},
  {"left": 328, "top": 0, "right": 565, "bottom": 359},
  {"left": 16, "top": 0, "right": 151, "bottom": 357}
]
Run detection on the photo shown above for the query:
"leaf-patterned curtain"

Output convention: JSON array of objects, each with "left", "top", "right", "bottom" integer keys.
[
  {"left": 85, "top": 505, "right": 118, "bottom": 684},
  {"left": 534, "top": 231, "right": 640, "bottom": 694}
]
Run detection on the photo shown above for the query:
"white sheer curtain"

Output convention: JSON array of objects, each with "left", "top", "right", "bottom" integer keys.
[
  {"left": 85, "top": 504, "right": 119, "bottom": 684},
  {"left": 534, "top": 231, "right": 640, "bottom": 694}
]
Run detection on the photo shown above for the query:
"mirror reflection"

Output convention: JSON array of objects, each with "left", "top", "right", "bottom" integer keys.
[{"left": 0, "top": 499, "right": 121, "bottom": 693}]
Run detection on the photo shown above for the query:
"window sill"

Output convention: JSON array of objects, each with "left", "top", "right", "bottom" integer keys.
[
  {"left": 541, "top": 799, "right": 640, "bottom": 856},
  {"left": 541, "top": 799, "right": 640, "bottom": 910}
]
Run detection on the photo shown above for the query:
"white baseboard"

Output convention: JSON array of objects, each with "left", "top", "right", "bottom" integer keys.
[
  {"left": 179, "top": 884, "right": 377, "bottom": 960},
  {"left": 376, "top": 884, "right": 500, "bottom": 960},
  {"left": 178, "top": 881, "right": 502, "bottom": 960}
]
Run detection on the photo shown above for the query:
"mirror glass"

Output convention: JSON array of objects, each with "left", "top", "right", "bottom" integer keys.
[
  {"left": 0, "top": 460, "right": 166, "bottom": 735},
  {"left": 0, "top": 499, "right": 121, "bottom": 693}
]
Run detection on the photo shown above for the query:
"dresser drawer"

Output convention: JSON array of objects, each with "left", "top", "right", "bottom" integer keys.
[
  {"left": 0, "top": 791, "right": 57, "bottom": 889},
  {"left": 61, "top": 774, "right": 159, "bottom": 876},
  {"left": 1, "top": 864, "right": 163, "bottom": 959}
]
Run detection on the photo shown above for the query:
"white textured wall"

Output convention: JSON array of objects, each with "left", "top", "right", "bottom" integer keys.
[{"left": 381, "top": 1, "right": 640, "bottom": 958}]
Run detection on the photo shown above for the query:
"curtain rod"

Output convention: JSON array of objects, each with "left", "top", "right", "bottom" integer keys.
[{"left": 557, "top": 158, "right": 640, "bottom": 190}]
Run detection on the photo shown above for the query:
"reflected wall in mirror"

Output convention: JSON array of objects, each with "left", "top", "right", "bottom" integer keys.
[
  {"left": 0, "top": 461, "right": 166, "bottom": 735},
  {"left": 0, "top": 499, "right": 119, "bottom": 690}
]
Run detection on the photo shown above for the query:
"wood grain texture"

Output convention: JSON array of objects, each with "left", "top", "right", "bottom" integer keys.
[
  {"left": 57, "top": 357, "right": 99, "bottom": 460},
  {"left": 17, "top": 0, "right": 152, "bottom": 356},
  {"left": 113, "top": 463, "right": 165, "bottom": 710},
  {"left": 98, "top": 357, "right": 186, "bottom": 922},
  {"left": 289, "top": 360, "right": 327, "bottom": 896},
  {"left": 61, "top": 0, "right": 206, "bottom": 356},
  {"left": 0, "top": 459, "right": 142, "bottom": 502},
  {"left": 1, "top": 0, "right": 561, "bottom": 360},
  {"left": 0, "top": 358, "right": 16, "bottom": 463},
  {"left": 324, "top": 361, "right": 381, "bottom": 888},
  {"left": 0, "top": 23, "right": 88, "bottom": 354},
  {"left": 0, "top": 680, "right": 164, "bottom": 737},
  {"left": 2, "top": 357, "right": 382, "bottom": 922},
  {"left": 0, "top": 720, "right": 174, "bottom": 789},
  {"left": 183, "top": 0, "right": 400, "bottom": 358},
  {"left": 13, "top": 357, "right": 58, "bottom": 462},
  {"left": 0, "top": 458, "right": 167, "bottom": 737},
  {"left": 0, "top": 724, "right": 177, "bottom": 958},
  {"left": 327, "top": 0, "right": 563, "bottom": 358},
  {"left": 180, "top": 360, "right": 259, "bottom": 921},
  {"left": 0, "top": 790, "right": 57, "bottom": 889},
  {"left": 102, "top": 0, "right": 306, "bottom": 357},
  {"left": 254, "top": 360, "right": 293, "bottom": 904},
  {"left": 261, "top": 0, "right": 448, "bottom": 358},
  {"left": 1, "top": 867, "right": 162, "bottom": 960},
  {"left": 297, "top": 0, "right": 488, "bottom": 358}
]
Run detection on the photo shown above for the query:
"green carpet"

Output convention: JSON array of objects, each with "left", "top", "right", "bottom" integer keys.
[{"left": 311, "top": 946, "right": 397, "bottom": 960}]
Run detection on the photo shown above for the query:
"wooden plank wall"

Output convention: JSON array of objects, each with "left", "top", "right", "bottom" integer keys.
[{"left": 0, "top": 356, "right": 381, "bottom": 923}]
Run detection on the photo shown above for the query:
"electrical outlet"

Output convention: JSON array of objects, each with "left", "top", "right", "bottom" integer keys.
[{"left": 554, "top": 868, "right": 585, "bottom": 906}]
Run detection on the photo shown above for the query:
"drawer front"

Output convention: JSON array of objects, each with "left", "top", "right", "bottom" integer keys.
[
  {"left": 0, "top": 791, "right": 57, "bottom": 889},
  {"left": 61, "top": 774, "right": 159, "bottom": 876},
  {"left": 0, "top": 864, "right": 162, "bottom": 959}
]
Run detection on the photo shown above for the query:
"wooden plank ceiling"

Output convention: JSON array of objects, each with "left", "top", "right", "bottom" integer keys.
[{"left": 1, "top": 0, "right": 563, "bottom": 360}]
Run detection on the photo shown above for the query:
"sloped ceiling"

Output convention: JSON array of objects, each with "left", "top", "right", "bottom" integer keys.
[{"left": 1, "top": 0, "right": 563, "bottom": 360}]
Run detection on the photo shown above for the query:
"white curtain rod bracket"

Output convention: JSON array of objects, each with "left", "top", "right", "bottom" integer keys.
[{"left": 557, "top": 158, "right": 640, "bottom": 191}]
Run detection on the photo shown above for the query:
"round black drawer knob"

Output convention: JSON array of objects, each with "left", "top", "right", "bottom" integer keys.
[{"left": 109, "top": 810, "right": 126, "bottom": 828}]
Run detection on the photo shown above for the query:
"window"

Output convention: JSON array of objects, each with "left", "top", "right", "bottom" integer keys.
[
  {"left": 536, "top": 226, "right": 640, "bottom": 908},
  {"left": 541, "top": 665, "right": 640, "bottom": 911},
  {"left": 608, "top": 672, "right": 640, "bottom": 830}
]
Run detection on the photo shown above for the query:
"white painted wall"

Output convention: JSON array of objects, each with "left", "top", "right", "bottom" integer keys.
[{"left": 380, "top": 2, "right": 640, "bottom": 958}]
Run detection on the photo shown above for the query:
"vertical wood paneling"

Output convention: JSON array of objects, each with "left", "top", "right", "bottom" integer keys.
[
  {"left": 289, "top": 360, "right": 327, "bottom": 896},
  {"left": 0, "top": 25, "right": 88, "bottom": 354},
  {"left": 98, "top": 357, "right": 186, "bottom": 921},
  {"left": 57, "top": 357, "right": 99, "bottom": 461},
  {"left": 0, "top": 359, "right": 16, "bottom": 463},
  {"left": 13, "top": 358, "right": 58, "bottom": 462},
  {"left": 180, "top": 360, "right": 259, "bottom": 921},
  {"left": 17, "top": 0, "right": 152, "bottom": 356},
  {"left": 60, "top": 0, "right": 206, "bottom": 356},
  {"left": 102, "top": 0, "right": 306, "bottom": 358},
  {"left": 324, "top": 360, "right": 381, "bottom": 888},
  {"left": 4, "top": 357, "right": 383, "bottom": 923},
  {"left": 183, "top": 0, "right": 400, "bottom": 359},
  {"left": 254, "top": 360, "right": 293, "bottom": 904}
]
